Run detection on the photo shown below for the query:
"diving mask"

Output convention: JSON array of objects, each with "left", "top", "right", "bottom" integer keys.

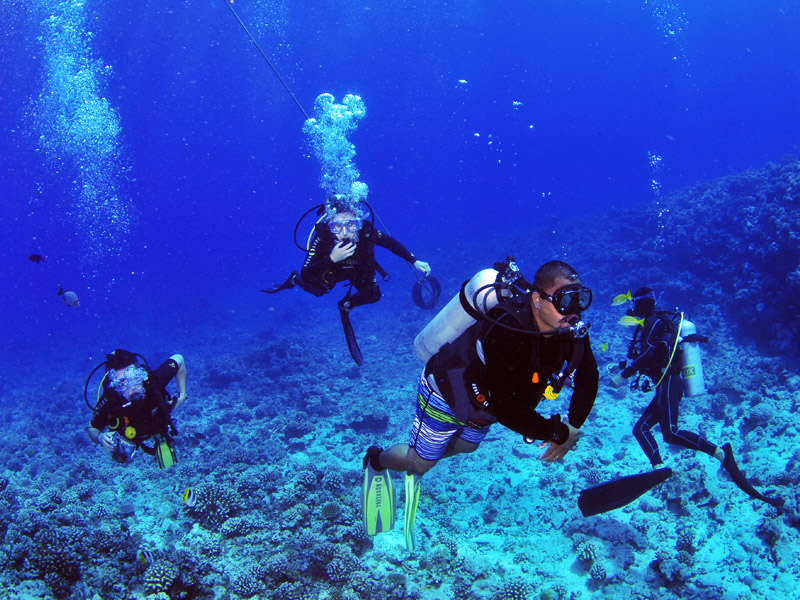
[
  {"left": 329, "top": 219, "right": 361, "bottom": 235},
  {"left": 538, "top": 284, "right": 593, "bottom": 315}
]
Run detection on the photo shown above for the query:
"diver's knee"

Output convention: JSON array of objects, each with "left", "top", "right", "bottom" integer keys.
[
  {"left": 662, "top": 426, "right": 680, "bottom": 444},
  {"left": 407, "top": 449, "right": 437, "bottom": 475}
]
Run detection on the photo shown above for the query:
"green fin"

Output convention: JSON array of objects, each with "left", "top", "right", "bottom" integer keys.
[
  {"left": 156, "top": 440, "right": 177, "bottom": 469},
  {"left": 362, "top": 465, "right": 395, "bottom": 535},
  {"left": 404, "top": 473, "right": 422, "bottom": 551}
]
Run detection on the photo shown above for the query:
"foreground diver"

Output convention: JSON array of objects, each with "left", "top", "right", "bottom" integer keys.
[
  {"left": 590, "top": 287, "right": 782, "bottom": 512},
  {"left": 362, "top": 259, "right": 599, "bottom": 549},
  {"left": 86, "top": 349, "right": 187, "bottom": 468},
  {"left": 262, "top": 194, "right": 431, "bottom": 365}
]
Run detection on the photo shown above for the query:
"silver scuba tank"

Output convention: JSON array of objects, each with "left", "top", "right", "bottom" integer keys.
[
  {"left": 679, "top": 319, "right": 706, "bottom": 396},
  {"left": 413, "top": 268, "right": 508, "bottom": 363}
]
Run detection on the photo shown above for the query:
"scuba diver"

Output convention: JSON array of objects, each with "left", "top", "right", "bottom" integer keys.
[
  {"left": 262, "top": 194, "right": 432, "bottom": 365},
  {"left": 86, "top": 349, "right": 187, "bottom": 468},
  {"left": 361, "top": 259, "right": 599, "bottom": 550},
  {"left": 584, "top": 287, "right": 782, "bottom": 513}
]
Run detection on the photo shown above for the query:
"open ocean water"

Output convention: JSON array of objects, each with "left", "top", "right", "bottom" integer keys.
[{"left": 1, "top": 1, "right": 799, "bottom": 599}]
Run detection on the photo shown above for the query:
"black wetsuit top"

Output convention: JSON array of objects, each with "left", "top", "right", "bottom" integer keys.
[
  {"left": 621, "top": 310, "right": 681, "bottom": 382},
  {"left": 426, "top": 299, "right": 599, "bottom": 443},
  {"left": 300, "top": 221, "right": 416, "bottom": 293},
  {"left": 90, "top": 359, "right": 179, "bottom": 444}
]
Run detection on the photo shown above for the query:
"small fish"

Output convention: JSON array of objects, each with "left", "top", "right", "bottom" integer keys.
[
  {"left": 28, "top": 254, "right": 45, "bottom": 263},
  {"left": 183, "top": 488, "right": 197, "bottom": 507},
  {"left": 137, "top": 549, "right": 156, "bottom": 565},
  {"left": 619, "top": 315, "right": 645, "bottom": 328},
  {"left": 57, "top": 285, "right": 80, "bottom": 307},
  {"left": 457, "top": 79, "right": 468, "bottom": 84},
  {"left": 611, "top": 290, "right": 632, "bottom": 306},
  {"left": 599, "top": 342, "right": 609, "bottom": 352}
]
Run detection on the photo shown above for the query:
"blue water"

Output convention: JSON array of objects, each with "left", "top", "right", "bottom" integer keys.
[
  {"left": 1, "top": 1, "right": 799, "bottom": 598},
  {"left": 2, "top": 1, "right": 799, "bottom": 360}
]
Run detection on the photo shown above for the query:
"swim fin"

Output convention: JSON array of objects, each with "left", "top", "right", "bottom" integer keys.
[
  {"left": 578, "top": 468, "right": 672, "bottom": 517},
  {"left": 404, "top": 473, "right": 422, "bottom": 551},
  {"left": 721, "top": 443, "right": 783, "bottom": 508},
  {"left": 362, "top": 463, "right": 395, "bottom": 536},
  {"left": 155, "top": 439, "right": 177, "bottom": 469},
  {"left": 339, "top": 302, "right": 363, "bottom": 365},
  {"left": 261, "top": 271, "right": 297, "bottom": 294}
]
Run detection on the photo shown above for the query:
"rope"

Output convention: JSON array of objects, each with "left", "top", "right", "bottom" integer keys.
[{"left": 221, "top": 0, "right": 309, "bottom": 120}]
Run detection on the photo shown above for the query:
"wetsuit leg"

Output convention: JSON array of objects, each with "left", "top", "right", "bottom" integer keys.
[
  {"left": 633, "top": 396, "right": 664, "bottom": 467},
  {"left": 345, "top": 279, "right": 382, "bottom": 309},
  {"left": 657, "top": 374, "right": 718, "bottom": 457},
  {"left": 295, "top": 272, "right": 329, "bottom": 297}
]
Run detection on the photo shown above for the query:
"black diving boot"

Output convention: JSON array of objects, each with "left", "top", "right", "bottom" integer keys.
[
  {"left": 721, "top": 443, "right": 783, "bottom": 508},
  {"left": 363, "top": 446, "right": 385, "bottom": 471}
]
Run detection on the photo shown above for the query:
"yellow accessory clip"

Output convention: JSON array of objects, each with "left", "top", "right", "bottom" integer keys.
[
  {"left": 124, "top": 426, "right": 137, "bottom": 439},
  {"left": 544, "top": 385, "right": 559, "bottom": 400}
]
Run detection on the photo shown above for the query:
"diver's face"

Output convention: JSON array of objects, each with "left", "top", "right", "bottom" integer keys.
[
  {"left": 329, "top": 212, "right": 361, "bottom": 242},
  {"left": 532, "top": 277, "right": 581, "bottom": 333}
]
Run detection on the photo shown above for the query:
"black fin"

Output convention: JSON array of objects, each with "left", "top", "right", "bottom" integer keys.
[
  {"left": 261, "top": 271, "right": 297, "bottom": 294},
  {"left": 340, "top": 307, "right": 363, "bottom": 366},
  {"left": 578, "top": 468, "right": 672, "bottom": 517},
  {"left": 721, "top": 443, "right": 783, "bottom": 508}
]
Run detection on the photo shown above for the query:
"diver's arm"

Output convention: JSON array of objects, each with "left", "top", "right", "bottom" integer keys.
[
  {"left": 170, "top": 354, "right": 188, "bottom": 409},
  {"left": 373, "top": 229, "right": 417, "bottom": 263},
  {"left": 87, "top": 426, "right": 102, "bottom": 444},
  {"left": 621, "top": 320, "right": 666, "bottom": 377},
  {"left": 567, "top": 337, "right": 599, "bottom": 428}
]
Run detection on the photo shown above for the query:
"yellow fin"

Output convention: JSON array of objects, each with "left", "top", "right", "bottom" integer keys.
[
  {"left": 611, "top": 291, "right": 632, "bottom": 306},
  {"left": 619, "top": 315, "right": 645, "bottom": 327}
]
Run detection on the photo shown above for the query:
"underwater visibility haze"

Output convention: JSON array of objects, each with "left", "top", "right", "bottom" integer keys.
[{"left": 0, "top": 1, "right": 799, "bottom": 598}]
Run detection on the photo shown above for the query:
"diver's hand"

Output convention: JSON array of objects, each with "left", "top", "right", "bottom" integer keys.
[
  {"left": 98, "top": 431, "right": 117, "bottom": 452},
  {"left": 331, "top": 241, "right": 356, "bottom": 262},
  {"left": 413, "top": 260, "right": 431, "bottom": 276},
  {"left": 610, "top": 373, "right": 627, "bottom": 389},
  {"left": 173, "top": 392, "right": 188, "bottom": 409},
  {"left": 539, "top": 422, "right": 580, "bottom": 462}
]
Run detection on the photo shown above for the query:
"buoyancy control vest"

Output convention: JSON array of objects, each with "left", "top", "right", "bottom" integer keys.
[{"left": 425, "top": 295, "right": 585, "bottom": 427}]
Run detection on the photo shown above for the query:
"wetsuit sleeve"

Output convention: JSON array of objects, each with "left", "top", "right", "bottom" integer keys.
[
  {"left": 150, "top": 358, "right": 179, "bottom": 390},
  {"left": 483, "top": 314, "right": 566, "bottom": 442},
  {"left": 567, "top": 336, "right": 599, "bottom": 428},
  {"left": 373, "top": 229, "right": 416, "bottom": 263},
  {"left": 621, "top": 319, "right": 669, "bottom": 378},
  {"left": 89, "top": 402, "right": 107, "bottom": 430}
]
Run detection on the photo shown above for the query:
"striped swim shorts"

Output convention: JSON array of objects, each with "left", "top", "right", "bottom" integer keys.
[{"left": 408, "top": 371, "right": 490, "bottom": 461}]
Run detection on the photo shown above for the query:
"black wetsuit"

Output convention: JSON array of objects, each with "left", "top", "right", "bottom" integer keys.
[
  {"left": 297, "top": 222, "right": 416, "bottom": 308},
  {"left": 621, "top": 311, "right": 717, "bottom": 466},
  {"left": 426, "top": 299, "right": 598, "bottom": 442},
  {"left": 91, "top": 359, "right": 179, "bottom": 452}
]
